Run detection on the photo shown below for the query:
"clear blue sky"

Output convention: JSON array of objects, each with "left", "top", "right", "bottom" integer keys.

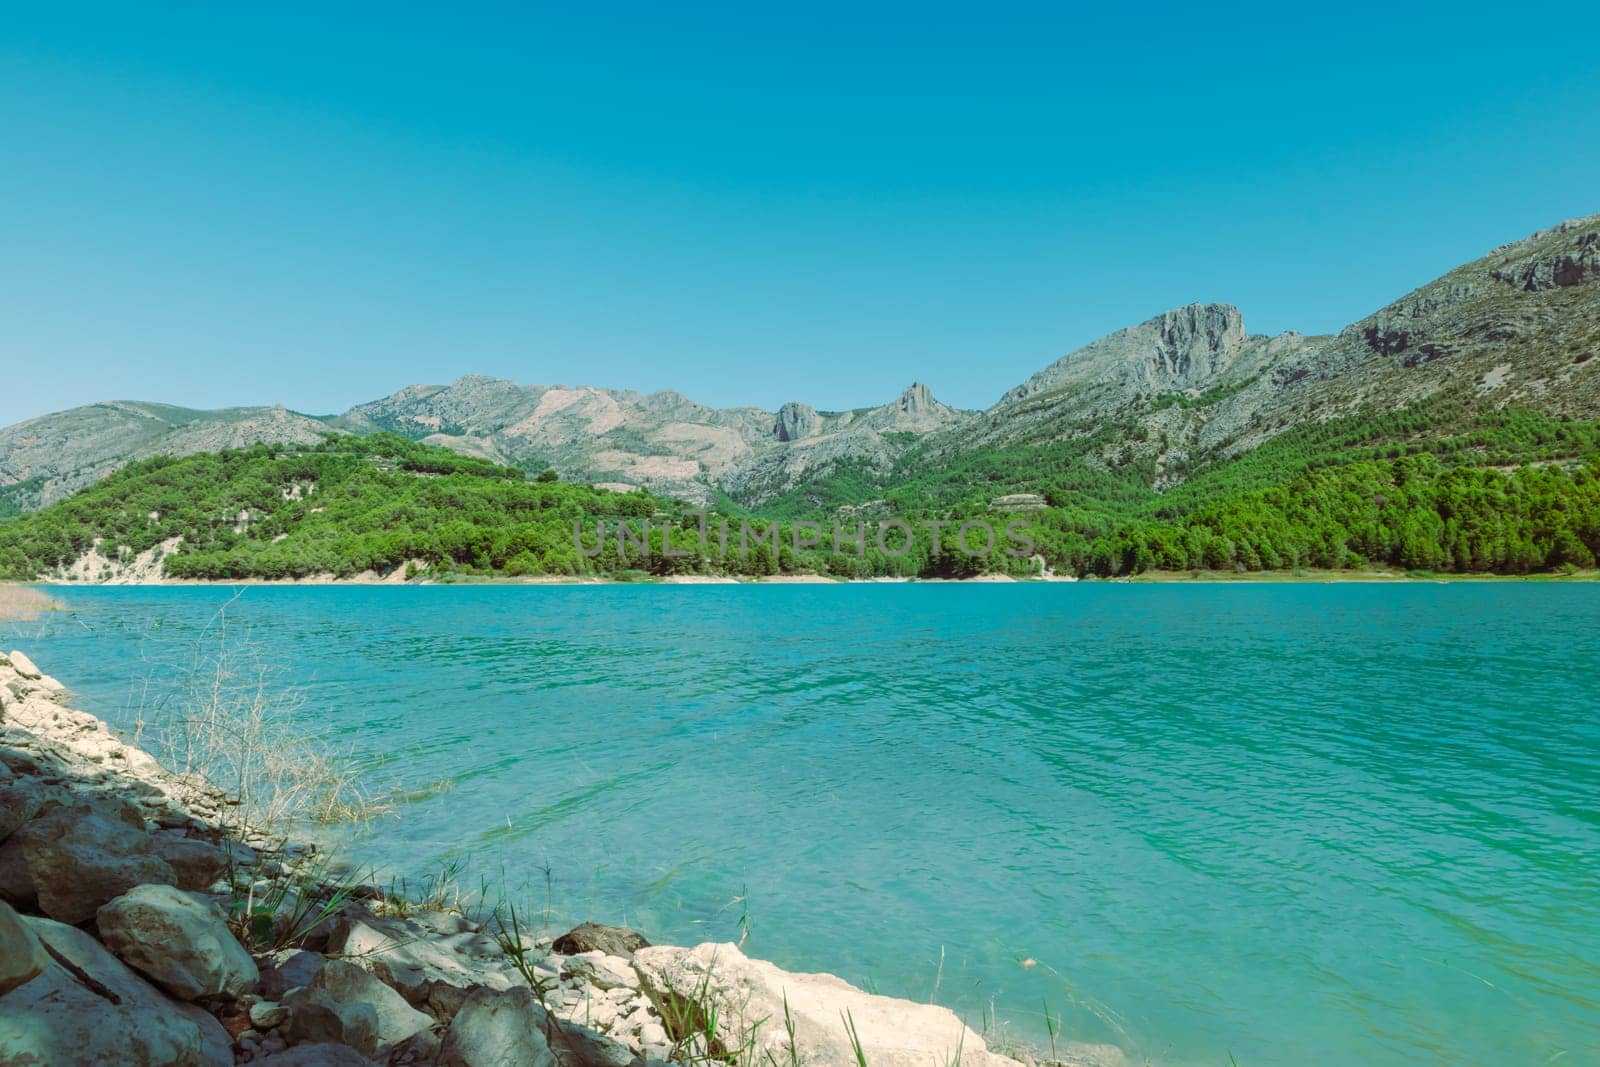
[{"left": 4, "top": 3, "right": 1598, "bottom": 427}]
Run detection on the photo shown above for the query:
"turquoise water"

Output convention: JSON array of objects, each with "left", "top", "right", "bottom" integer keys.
[{"left": 10, "top": 584, "right": 1600, "bottom": 1065}]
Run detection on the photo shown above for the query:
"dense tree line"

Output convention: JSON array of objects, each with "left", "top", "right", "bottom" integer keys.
[
  {"left": 1039, "top": 456, "right": 1600, "bottom": 576},
  {"left": 2, "top": 415, "right": 1599, "bottom": 581}
]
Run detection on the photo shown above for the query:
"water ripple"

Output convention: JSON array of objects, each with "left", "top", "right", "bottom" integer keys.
[{"left": 16, "top": 583, "right": 1600, "bottom": 1066}]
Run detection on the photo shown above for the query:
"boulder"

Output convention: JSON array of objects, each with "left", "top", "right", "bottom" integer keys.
[
  {"left": 258, "top": 1043, "right": 380, "bottom": 1066},
  {"left": 331, "top": 911, "right": 526, "bottom": 1021},
  {"left": 5, "top": 652, "right": 40, "bottom": 681},
  {"left": 153, "top": 833, "right": 230, "bottom": 891},
  {"left": 175, "top": 1001, "right": 236, "bottom": 1067},
  {"left": 96, "top": 883, "right": 259, "bottom": 1000},
  {"left": 0, "top": 899, "right": 47, "bottom": 995},
  {"left": 552, "top": 922, "right": 650, "bottom": 961},
  {"left": 440, "top": 986, "right": 558, "bottom": 1067},
  {"left": 283, "top": 959, "right": 434, "bottom": 1056},
  {"left": 0, "top": 837, "right": 34, "bottom": 908},
  {"left": 0, "top": 916, "right": 212, "bottom": 1065},
  {"left": 631, "top": 942, "right": 1014, "bottom": 1067},
  {"left": 0, "top": 783, "right": 42, "bottom": 842},
  {"left": 257, "top": 947, "right": 328, "bottom": 998},
  {"left": 18, "top": 801, "right": 177, "bottom": 923},
  {"left": 544, "top": 1019, "right": 638, "bottom": 1067},
  {"left": 250, "top": 999, "right": 289, "bottom": 1029},
  {"left": 560, "top": 950, "right": 639, "bottom": 991}
]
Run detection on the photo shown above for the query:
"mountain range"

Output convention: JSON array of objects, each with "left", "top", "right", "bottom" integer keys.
[{"left": 3, "top": 212, "right": 1597, "bottom": 516}]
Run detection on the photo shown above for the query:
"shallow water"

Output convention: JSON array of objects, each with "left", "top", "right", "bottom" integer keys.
[{"left": 12, "top": 583, "right": 1600, "bottom": 1065}]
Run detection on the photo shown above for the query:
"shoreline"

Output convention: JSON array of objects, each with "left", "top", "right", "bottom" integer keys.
[
  {"left": 15, "top": 566, "right": 1599, "bottom": 590},
  {"left": 0, "top": 648, "right": 1113, "bottom": 1066}
]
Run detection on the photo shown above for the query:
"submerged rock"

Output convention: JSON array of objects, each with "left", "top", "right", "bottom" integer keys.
[{"left": 97, "top": 883, "right": 258, "bottom": 1000}]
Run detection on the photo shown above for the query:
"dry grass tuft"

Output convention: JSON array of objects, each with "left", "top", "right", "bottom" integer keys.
[
  {"left": 0, "top": 585, "right": 61, "bottom": 623},
  {"left": 139, "top": 593, "right": 390, "bottom": 841}
]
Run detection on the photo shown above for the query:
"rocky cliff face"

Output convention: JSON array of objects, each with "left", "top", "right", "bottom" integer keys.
[
  {"left": 773, "top": 402, "right": 819, "bottom": 442},
  {"left": 1002, "top": 302, "right": 1248, "bottom": 406}
]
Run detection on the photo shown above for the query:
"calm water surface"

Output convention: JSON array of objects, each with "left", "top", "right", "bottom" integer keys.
[{"left": 10, "top": 584, "right": 1600, "bottom": 1066}]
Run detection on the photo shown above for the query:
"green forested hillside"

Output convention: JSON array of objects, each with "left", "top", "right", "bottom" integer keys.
[
  {"left": 0, "top": 435, "right": 1002, "bottom": 580},
  {"left": 1052, "top": 456, "right": 1600, "bottom": 575},
  {"left": 0, "top": 435, "right": 652, "bottom": 581},
  {"left": 2, "top": 419, "right": 1599, "bottom": 581}
]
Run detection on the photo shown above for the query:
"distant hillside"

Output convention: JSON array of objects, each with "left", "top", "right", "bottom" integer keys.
[
  {"left": 0, "top": 402, "right": 332, "bottom": 514},
  {"left": 331, "top": 378, "right": 969, "bottom": 505}
]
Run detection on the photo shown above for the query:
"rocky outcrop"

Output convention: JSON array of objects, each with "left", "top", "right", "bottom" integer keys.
[
  {"left": 5, "top": 652, "right": 41, "bottom": 681},
  {"left": 897, "top": 381, "right": 934, "bottom": 416},
  {"left": 633, "top": 942, "right": 1016, "bottom": 1067},
  {"left": 1492, "top": 228, "right": 1600, "bottom": 291},
  {"left": 773, "top": 402, "right": 819, "bottom": 442}
]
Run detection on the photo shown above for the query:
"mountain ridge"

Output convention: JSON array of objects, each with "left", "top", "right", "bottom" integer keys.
[{"left": 5, "top": 212, "right": 1598, "bottom": 515}]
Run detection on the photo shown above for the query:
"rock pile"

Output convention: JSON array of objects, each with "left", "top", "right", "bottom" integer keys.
[{"left": 0, "top": 649, "right": 1117, "bottom": 1066}]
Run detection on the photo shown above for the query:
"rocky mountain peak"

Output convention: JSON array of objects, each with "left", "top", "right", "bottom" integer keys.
[
  {"left": 1491, "top": 226, "right": 1600, "bottom": 293},
  {"left": 1001, "top": 301, "right": 1247, "bottom": 405},
  {"left": 897, "top": 382, "right": 935, "bottom": 416},
  {"left": 1153, "top": 302, "right": 1246, "bottom": 359},
  {"left": 773, "top": 402, "right": 819, "bottom": 442}
]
